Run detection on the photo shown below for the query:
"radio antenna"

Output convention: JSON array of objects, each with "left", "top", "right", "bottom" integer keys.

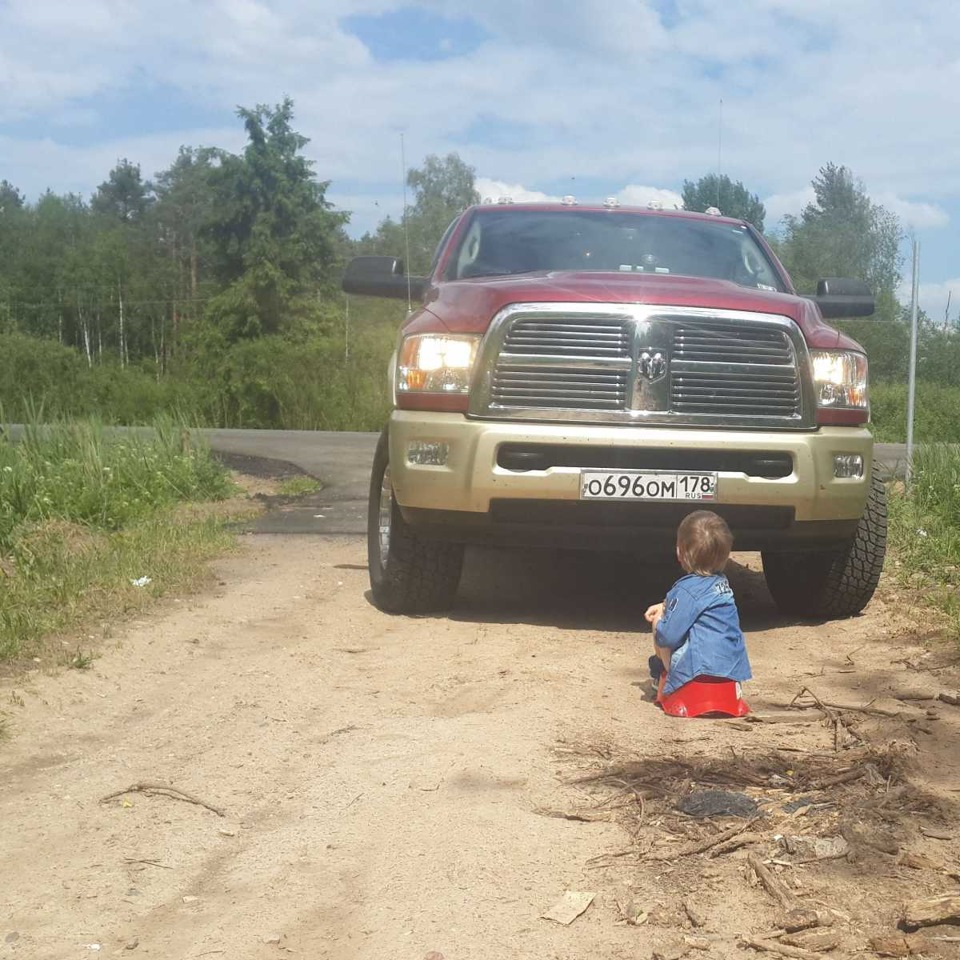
[{"left": 400, "top": 132, "right": 413, "bottom": 314}]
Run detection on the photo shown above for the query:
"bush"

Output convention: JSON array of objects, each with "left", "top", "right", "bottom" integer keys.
[
  {"left": 192, "top": 329, "right": 395, "bottom": 430},
  {"left": 0, "top": 333, "right": 203, "bottom": 424},
  {"left": 887, "top": 445, "right": 960, "bottom": 638},
  {"left": 0, "top": 417, "right": 230, "bottom": 550},
  {"left": 870, "top": 382, "right": 960, "bottom": 443},
  {"left": 0, "top": 416, "right": 235, "bottom": 661}
]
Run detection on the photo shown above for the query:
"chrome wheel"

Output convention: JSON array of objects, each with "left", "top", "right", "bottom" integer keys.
[{"left": 378, "top": 463, "right": 392, "bottom": 565}]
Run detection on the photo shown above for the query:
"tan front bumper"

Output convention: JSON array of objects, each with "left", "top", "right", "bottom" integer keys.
[{"left": 388, "top": 412, "right": 873, "bottom": 523}]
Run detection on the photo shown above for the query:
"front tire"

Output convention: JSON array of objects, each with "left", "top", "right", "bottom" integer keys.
[
  {"left": 762, "top": 472, "right": 887, "bottom": 619},
  {"left": 367, "top": 430, "right": 464, "bottom": 614}
]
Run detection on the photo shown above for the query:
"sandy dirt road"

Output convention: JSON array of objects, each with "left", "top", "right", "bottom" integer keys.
[{"left": 2, "top": 529, "right": 959, "bottom": 959}]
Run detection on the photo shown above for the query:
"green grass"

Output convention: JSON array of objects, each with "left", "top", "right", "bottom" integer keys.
[
  {"left": 0, "top": 417, "right": 239, "bottom": 662},
  {"left": 276, "top": 475, "right": 322, "bottom": 497},
  {"left": 0, "top": 417, "right": 230, "bottom": 550},
  {"left": 870, "top": 382, "right": 960, "bottom": 443},
  {"left": 887, "top": 444, "right": 960, "bottom": 639},
  {"left": 67, "top": 648, "right": 95, "bottom": 670}
]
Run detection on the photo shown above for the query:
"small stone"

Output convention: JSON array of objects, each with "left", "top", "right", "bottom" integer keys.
[
  {"left": 264, "top": 934, "right": 282, "bottom": 944},
  {"left": 5, "top": 932, "right": 19, "bottom": 944},
  {"left": 124, "top": 938, "right": 139, "bottom": 951},
  {"left": 652, "top": 942, "right": 691, "bottom": 960},
  {"left": 218, "top": 829, "right": 237, "bottom": 837},
  {"left": 182, "top": 895, "right": 199, "bottom": 904}
]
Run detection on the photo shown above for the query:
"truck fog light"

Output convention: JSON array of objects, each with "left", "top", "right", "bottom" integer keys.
[
  {"left": 407, "top": 441, "right": 449, "bottom": 466},
  {"left": 833, "top": 454, "right": 864, "bottom": 479}
]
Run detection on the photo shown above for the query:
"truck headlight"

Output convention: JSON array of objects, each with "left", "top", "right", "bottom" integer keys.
[
  {"left": 397, "top": 334, "right": 480, "bottom": 394},
  {"left": 810, "top": 350, "right": 868, "bottom": 409}
]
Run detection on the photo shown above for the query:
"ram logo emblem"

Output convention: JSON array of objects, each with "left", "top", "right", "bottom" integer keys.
[{"left": 639, "top": 350, "right": 668, "bottom": 383}]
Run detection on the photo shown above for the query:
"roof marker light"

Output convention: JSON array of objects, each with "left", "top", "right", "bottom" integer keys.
[
  {"left": 496, "top": 196, "right": 514, "bottom": 204},
  {"left": 705, "top": 206, "right": 722, "bottom": 216},
  {"left": 647, "top": 199, "right": 664, "bottom": 211},
  {"left": 603, "top": 197, "right": 620, "bottom": 209},
  {"left": 560, "top": 195, "right": 578, "bottom": 205}
]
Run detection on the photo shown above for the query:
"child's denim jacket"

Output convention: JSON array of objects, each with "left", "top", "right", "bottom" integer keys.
[{"left": 655, "top": 573, "right": 752, "bottom": 695}]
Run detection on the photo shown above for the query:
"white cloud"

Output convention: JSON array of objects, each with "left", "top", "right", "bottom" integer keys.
[
  {"left": 474, "top": 178, "right": 559, "bottom": 203},
  {"left": 763, "top": 188, "right": 949, "bottom": 233},
  {"left": 875, "top": 194, "right": 949, "bottom": 230},
  {"left": 763, "top": 188, "right": 815, "bottom": 228},
  {"left": 3, "top": 0, "right": 960, "bottom": 281},
  {"left": 0, "top": 127, "right": 245, "bottom": 200},
  {"left": 617, "top": 185, "right": 684, "bottom": 209},
  {"left": 917, "top": 278, "right": 960, "bottom": 326}
]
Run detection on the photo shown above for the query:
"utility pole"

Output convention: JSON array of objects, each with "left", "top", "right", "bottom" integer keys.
[
  {"left": 401, "top": 132, "right": 413, "bottom": 315},
  {"left": 906, "top": 239, "right": 920, "bottom": 487},
  {"left": 716, "top": 98, "right": 723, "bottom": 208}
]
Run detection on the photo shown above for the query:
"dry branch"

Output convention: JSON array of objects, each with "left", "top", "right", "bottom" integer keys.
[
  {"left": 901, "top": 894, "right": 960, "bottom": 929},
  {"left": 707, "top": 831, "right": 767, "bottom": 858},
  {"left": 870, "top": 935, "right": 934, "bottom": 956},
  {"left": 747, "top": 853, "right": 801, "bottom": 911},
  {"left": 100, "top": 782, "right": 225, "bottom": 817},
  {"left": 647, "top": 818, "right": 758, "bottom": 861},
  {"left": 786, "top": 689, "right": 915, "bottom": 719},
  {"left": 740, "top": 936, "right": 824, "bottom": 959},
  {"left": 780, "top": 931, "right": 841, "bottom": 951}
]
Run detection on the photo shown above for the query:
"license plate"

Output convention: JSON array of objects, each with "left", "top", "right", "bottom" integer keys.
[{"left": 580, "top": 471, "right": 718, "bottom": 501}]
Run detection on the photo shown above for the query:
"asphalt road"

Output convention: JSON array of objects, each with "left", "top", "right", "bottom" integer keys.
[{"left": 202, "top": 428, "right": 376, "bottom": 536}]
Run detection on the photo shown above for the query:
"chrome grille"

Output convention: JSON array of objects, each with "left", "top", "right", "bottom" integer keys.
[
  {"left": 670, "top": 320, "right": 800, "bottom": 417},
  {"left": 501, "top": 317, "right": 630, "bottom": 359},
  {"left": 492, "top": 364, "right": 627, "bottom": 410},
  {"left": 475, "top": 304, "right": 810, "bottom": 427}
]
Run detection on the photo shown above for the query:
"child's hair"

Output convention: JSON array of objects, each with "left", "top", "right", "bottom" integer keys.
[{"left": 677, "top": 510, "right": 734, "bottom": 575}]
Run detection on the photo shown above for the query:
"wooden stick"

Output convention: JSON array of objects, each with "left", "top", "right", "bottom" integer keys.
[
  {"left": 747, "top": 853, "right": 799, "bottom": 911},
  {"left": 707, "top": 831, "right": 766, "bottom": 858},
  {"left": 790, "top": 686, "right": 837, "bottom": 719},
  {"left": 740, "top": 936, "right": 823, "bottom": 959},
  {"left": 100, "top": 782, "right": 225, "bottom": 818},
  {"left": 783, "top": 687, "right": 914, "bottom": 718},
  {"left": 902, "top": 893, "right": 960, "bottom": 928},
  {"left": 647, "top": 818, "right": 757, "bottom": 861},
  {"left": 806, "top": 767, "right": 867, "bottom": 790}
]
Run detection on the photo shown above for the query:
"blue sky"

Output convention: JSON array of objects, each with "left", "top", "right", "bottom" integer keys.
[{"left": 2, "top": 1, "right": 960, "bottom": 318}]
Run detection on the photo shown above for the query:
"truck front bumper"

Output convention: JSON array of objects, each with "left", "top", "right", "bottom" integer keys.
[{"left": 387, "top": 412, "right": 874, "bottom": 551}]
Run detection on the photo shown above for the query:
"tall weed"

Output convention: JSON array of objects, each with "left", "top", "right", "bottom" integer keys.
[
  {"left": 0, "top": 415, "right": 235, "bottom": 661},
  {"left": 0, "top": 416, "right": 229, "bottom": 549},
  {"left": 887, "top": 445, "right": 960, "bottom": 638},
  {"left": 870, "top": 382, "right": 960, "bottom": 443}
]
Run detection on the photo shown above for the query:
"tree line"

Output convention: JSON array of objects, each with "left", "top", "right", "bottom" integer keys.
[{"left": 0, "top": 97, "right": 955, "bottom": 429}]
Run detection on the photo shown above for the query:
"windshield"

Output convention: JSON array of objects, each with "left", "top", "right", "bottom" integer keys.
[{"left": 447, "top": 209, "right": 785, "bottom": 292}]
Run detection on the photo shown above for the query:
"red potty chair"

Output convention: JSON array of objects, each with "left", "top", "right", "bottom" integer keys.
[{"left": 656, "top": 674, "right": 750, "bottom": 718}]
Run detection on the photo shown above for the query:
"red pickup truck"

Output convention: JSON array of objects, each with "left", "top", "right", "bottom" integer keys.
[{"left": 344, "top": 201, "right": 884, "bottom": 618}]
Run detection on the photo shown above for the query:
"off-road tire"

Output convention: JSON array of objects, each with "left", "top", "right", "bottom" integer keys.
[
  {"left": 367, "top": 429, "right": 464, "bottom": 614},
  {"left": 762, "top": 472, "right": 887, "bottom": 619}
]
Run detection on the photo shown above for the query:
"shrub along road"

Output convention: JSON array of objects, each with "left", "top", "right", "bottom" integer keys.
[{"left": 0, "top": 434, "right": 956, "bottom": 960}]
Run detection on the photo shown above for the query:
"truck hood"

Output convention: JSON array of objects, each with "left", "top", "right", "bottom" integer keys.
[{"left": 415, "top": 271, "right": 860, "bottom": 351}]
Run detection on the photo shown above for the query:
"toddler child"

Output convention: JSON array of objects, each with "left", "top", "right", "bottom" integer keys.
[{"left": 644, "top": 510, "right": 751, "bottom": 696}]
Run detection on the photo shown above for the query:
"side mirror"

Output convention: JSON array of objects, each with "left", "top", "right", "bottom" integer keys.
[
  {"left": 342, "top": 256, "right": 428, "bottom": 301},
  {"left": 810, "top": 277, "right": 875, "bottom": 319}
]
